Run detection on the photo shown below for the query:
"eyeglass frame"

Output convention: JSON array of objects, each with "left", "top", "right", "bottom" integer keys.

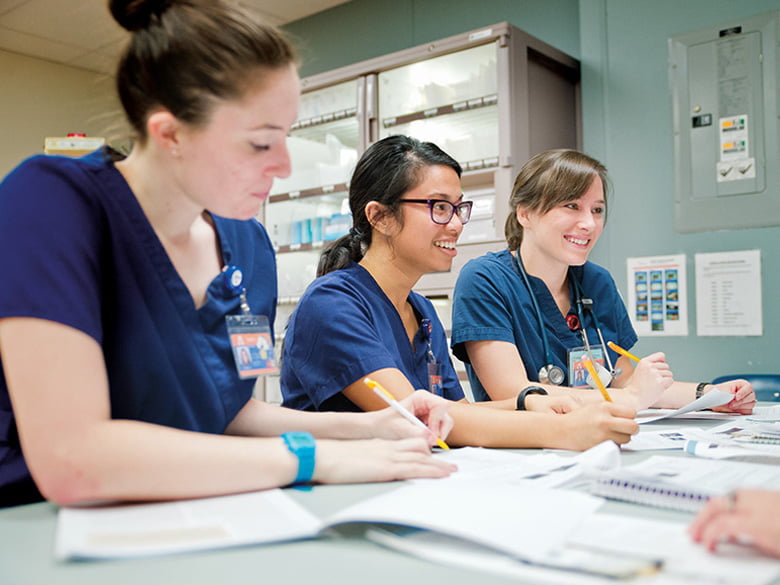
[{"left": 399, "top": 198, "right": 474, "bottom": 225}]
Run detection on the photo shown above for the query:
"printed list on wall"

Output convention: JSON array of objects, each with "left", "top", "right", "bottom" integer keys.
[
  {"left": 626, "top": 255, "right": 688, "bottom": 337},
  {"left": 695, "top": 249, "right": 762, "bottom": 336}
]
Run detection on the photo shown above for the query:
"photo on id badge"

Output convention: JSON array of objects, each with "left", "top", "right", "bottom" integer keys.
[
  {"left": 568, "top": 346, "right": 605, "bottom": 388},
  {"left": 226, "top": 314, "right": 279, "bottom": 378}
]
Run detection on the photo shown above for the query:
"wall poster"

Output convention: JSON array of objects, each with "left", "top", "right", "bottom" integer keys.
[
  {"left": 695, "top": 249, "right": 762, "bottom": 336},
  {"left": 626, "top": 254, "right": 688, "bottom": 336}
]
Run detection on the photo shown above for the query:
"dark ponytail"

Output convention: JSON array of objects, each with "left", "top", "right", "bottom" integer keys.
[{"left": 316, "top": 229, "right": 364, "bottom": 277}]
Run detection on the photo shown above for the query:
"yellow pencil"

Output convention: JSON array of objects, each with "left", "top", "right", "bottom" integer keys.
[
  {"left": 607, "top": 340, "right": 640, "bottom": 363},
  {"left": 364, "top": 378, "right": 450, "bottom": 450},
  {"left": 582, "top": 356, "right": 613, "bottom": 402}
]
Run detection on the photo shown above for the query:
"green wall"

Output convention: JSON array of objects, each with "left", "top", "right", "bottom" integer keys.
[
  {"left": 580, "top": 0, "right": 780, "bottom": 380},
  {"left": 286, "top": 0, "right": 780, "bottom": 381},
  {"left": 286, "top": 0, "right": 580, "bottom": 77}
]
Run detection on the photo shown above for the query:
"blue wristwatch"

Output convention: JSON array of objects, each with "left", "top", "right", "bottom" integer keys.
[{"left": 281, "top": 432, "right": 316, "bottom": 485}]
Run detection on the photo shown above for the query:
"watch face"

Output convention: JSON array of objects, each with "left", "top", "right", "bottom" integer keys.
[{"left": 285, "top": 432, "right": 315, "bottom": 454}]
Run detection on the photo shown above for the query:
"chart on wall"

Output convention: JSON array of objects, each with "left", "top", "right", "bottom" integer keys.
[
  {"left": 626, "top": 255, "right": 688, "bottom": 336},
  {"left": 694, "top": 249, "right": 762, "bottom": 336}
]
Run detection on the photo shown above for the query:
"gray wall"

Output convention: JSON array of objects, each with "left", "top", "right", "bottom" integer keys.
[{"left": 286, "top": 0, "right": 780, "bottom": 381}]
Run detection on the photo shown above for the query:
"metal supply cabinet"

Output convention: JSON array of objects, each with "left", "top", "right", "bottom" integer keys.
[{"left": 260, "top": 22, "right": 581, "bottom": 402}]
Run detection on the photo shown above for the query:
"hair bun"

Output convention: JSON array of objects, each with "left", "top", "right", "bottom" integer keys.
[{"left": 109, "top": 0, "right": 173, "bottom": 32}]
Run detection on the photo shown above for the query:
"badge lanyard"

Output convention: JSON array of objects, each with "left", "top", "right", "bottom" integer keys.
[
  {"left": 570, "top": 276, "right": 615, "bottom": 376},
  {"left": 421, "top": 318, "right": 442, "bottom": 396},
  {"left": 222, "top": 265, "right": 279, "bottom": 379}
]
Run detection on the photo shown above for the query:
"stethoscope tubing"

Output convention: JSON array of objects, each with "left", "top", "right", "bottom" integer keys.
[{"left": 514, "top": 250, "right": 614, "bottom": 384}]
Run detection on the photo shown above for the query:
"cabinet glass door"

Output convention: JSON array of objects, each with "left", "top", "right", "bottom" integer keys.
[
  {"left": 265, "top": 79, "right": 359, "bottom": 300},
  {"left": 377, "top": 43, "right": 499, "bottom": 171}
]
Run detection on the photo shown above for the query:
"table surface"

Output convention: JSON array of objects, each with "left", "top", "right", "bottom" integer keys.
[{"left": 1, "top": 415, "right": 776, "bottom": 585}]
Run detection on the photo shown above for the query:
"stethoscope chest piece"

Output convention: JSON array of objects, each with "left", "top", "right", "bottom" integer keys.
[{"left": 539, "top": 364, "right": 565, "bottom": 386}]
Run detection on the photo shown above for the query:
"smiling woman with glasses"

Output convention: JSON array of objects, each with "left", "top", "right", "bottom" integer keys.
[{"left": 279, "top": 135, "right": 645, "bottom": 451}]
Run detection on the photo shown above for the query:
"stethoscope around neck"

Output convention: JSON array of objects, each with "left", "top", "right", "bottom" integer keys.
[{"left": 513, "top": 250, "right": 616, "bottom": 386}]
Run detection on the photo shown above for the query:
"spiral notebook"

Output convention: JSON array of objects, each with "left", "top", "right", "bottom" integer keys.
[{"left": 590, "top": 455, "right": 780, "bottom": 513}]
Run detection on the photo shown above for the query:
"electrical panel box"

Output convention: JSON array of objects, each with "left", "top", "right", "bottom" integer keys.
[{"left": 669, "top": 11, "right": 780, "bottom": 232}]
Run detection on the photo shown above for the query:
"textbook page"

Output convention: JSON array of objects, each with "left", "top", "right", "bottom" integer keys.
[{"left": 55, "top": 489, "right": 321, "bottom": 560}]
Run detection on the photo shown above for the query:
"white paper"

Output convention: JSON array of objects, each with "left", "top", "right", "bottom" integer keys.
[
  {"left": 623, "top": 427, "right": 704, "bottom": 451},
  {"left": 55, "top": 489, "right": 321, "bottom": 560},
  {"left": 569, "top": 514, "right": 780, "bottom": 585},
  {"left": 637, "top": 389, "right": 733, "bottom": 423},
  {"left": 747, "top": 405, "right": 780, "bottom": 422},
  {"left": 695, "top": 249, "right": 762, "bottom": 336},
  {"left": 683, "top": 440, "right": 780, "bottom": 461},
  {"left": 326, "top": 482, "right": 603, "bottom": 560},
  {"left": 366, "top": 527, "right": 606, "bottom": 584},
  {"left": 606, "top": 455, "right": 780, "bottom": 495},
  {"left": 626, "top": 254, "right": 688, "bottom": 336},
  {"left": 365, "top": 527, "right": 658, "bottom": 584},
  {"left": 56, "top": 475, "right": 605, "bottom": 564},
  {"left": 679, "top": 420, "right": 780, "bottom": 460},
  {"left": 418, "top": 441, "right": 621, "bottom": 487}
]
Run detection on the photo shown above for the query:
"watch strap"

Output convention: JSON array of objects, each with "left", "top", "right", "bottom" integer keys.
[
  {"left": 281, "top": 431, "right": 316, "bottom": 485},
  {"left": 695, "top": 382, "right": 709, "bottom": 400},
  {"left": 516, "top": 386, "right": 548, "bottom": 410}
]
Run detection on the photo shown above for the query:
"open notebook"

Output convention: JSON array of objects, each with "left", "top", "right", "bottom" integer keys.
[
  {"left": 55, "top": 481, "right": 664, "bottom": 578},
  {"left": 591, "top": 454, "right": 780, "bottom": 512}
]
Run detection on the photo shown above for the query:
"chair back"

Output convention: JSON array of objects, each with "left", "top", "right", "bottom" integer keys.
[{"left": 711, "top": 374, "right": 780, "bottom": 402}]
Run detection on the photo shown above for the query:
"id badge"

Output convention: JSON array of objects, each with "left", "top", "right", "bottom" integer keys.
[
  {"left": 226, "top": 314, "right": 278, "bottom": 379},
  {"left": 427, "top": 360, "right": 443, "bottom": 396},
  {"left": 567, "top": 345, "right": 606, "bottom": 388}
]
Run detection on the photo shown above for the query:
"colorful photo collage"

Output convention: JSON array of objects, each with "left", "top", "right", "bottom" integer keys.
[{"left": 634, "top": 268, "right": 679, "bottom": 331}]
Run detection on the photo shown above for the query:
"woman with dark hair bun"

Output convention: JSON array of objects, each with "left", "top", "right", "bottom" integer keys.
[
  {"left": 281, "top": 135, "right": 643, "bottom": 450},
  {"left": 0, "top": 1, "right": 455, "bottom": 508}
]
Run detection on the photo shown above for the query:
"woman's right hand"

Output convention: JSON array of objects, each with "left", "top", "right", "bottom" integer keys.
[
  {"left": 624, "top": 352, "right": 674, "bottom": 409},
  {"left": 553, "top": 402, "right": 638, "bottom": 450},
  {"left": 312, "top": 437, "right": 457, "bottom": 484}
]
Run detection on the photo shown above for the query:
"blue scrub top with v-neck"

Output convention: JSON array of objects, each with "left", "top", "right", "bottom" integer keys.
[
  {"left": 451, "top": 249, "right": 636, "bottom": 401},
  {"left": 0, "top": 149, "right": 277, "bottom": 505},
  {"left": 280, "top": 262, "right": 464, "bottom": 411}
]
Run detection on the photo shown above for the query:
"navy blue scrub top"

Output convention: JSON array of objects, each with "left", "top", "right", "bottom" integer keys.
[
  {"left": 0, "top": 149, "right": 277, "bottom": 505},
  {"left": 281, "top": 262, "right": 464, "bottom": 411},
  {"left": 451, "top": 249, "right": 637, "bottom": 401}
]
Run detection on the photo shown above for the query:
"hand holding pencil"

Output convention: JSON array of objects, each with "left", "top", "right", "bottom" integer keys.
[
  {"left": 607, "top": 342, "right": 674, "bottom": 409},
  {"left": 365, "top": 378, "right": 452, "bottom": 449}
]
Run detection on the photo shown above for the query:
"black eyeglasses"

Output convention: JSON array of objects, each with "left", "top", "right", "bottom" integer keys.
[{"left": 399, "top": 199, "right": 473, "bottom": 225}]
